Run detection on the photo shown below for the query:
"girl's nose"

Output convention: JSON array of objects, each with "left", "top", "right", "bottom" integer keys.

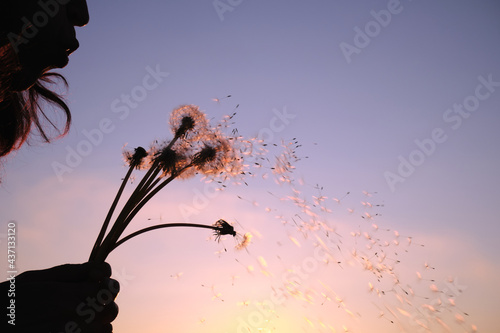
[{"left": 67, "top": 0, "right": 90, "bottom": 27}]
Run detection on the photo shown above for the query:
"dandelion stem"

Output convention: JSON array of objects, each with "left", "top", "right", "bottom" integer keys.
[
  {"left": 92, "top": 161, "right": 161, "bottom": 262},
  {"left": 133, "top": 159, "right": 160, "bottom": 197},
  {"left": 137, "top": 167, "right": 162, "bottom": 198},
  {"left": 110, "top": 223, "right": 221, "bottom": 252},
  {"left": 165, "top": 135, "right": 180, "bottom": 151},
  {"left": 122, "top": 163, "right": 194, "bottom": 230},
  {"left": 121, "top": 174, "right": 177, "bottom": 230},
  {"left": 93, "top": 166, "right": 194, "bottom": 262},
  {"left": 132, "top": 136, "right": 180, "bottom": 199},
  {"left": 89, "top": 164, "right": 134, "bottom": 261}
]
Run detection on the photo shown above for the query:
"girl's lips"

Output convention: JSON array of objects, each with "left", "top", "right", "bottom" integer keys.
[{"left": 64, "top": 38, "right": 80, "bottom": 57}]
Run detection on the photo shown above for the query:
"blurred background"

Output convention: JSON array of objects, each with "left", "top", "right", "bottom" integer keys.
[{"left": 1, "top": 1, "right": 499, "bottom": 332}]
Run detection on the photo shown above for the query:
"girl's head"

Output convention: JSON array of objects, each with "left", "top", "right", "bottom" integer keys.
[{"left": 0, "top": 0, "right": 89, "bottom": 158}]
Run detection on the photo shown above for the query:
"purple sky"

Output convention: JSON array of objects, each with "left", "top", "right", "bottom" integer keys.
[{"left": 1, "top": 1, "right": 499, "bottom": 332}]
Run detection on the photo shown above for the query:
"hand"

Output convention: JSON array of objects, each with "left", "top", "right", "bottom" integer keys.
[{"left": 4, "top": 262, "right": 119, "bottom": 332}]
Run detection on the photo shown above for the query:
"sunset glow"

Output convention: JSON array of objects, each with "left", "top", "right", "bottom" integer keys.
[{"left": 1, "top": 1, "right": 499, "bottom": 332}]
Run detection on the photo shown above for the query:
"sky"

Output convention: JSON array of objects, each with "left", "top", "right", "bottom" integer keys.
[{"left": 1, "top": 0, "right": 500, "bottom": 332}]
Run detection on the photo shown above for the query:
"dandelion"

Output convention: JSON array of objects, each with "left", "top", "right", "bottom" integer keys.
[
  {"left": 192, "top": 144, "right": 218, "bottom": 170},
  {"left": 123, "top": 146, "right": 148, "bottom": 169},
  {"left": 169, "top": 104, "right": 209, "bottom": 140},
  {"left": 90, "top": 145, "right": 150, "bottom": 258},
  {"left": 106, "top": 219, "right": 240, "bottom": 254},
  {"left": 154, "top": 146, "right": 179, "bottom": 176},
  {"left": 89, "top": 105, "right": 250, "bottom": 262},
  {"left": 213, "top": 219, "right": 236, "bottom": 241},
  {"left": 153, "top": 141, "right": 194, "bottom": 178}
]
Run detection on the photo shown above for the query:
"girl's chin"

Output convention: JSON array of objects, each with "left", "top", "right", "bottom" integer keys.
[{"left": 12, "top": 49, "right": 70, "bottom": 91}]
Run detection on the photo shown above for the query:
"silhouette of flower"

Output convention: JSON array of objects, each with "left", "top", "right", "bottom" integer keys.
[
  {"left": 123, "top": 146, "right": 148, "bottom": 170},
  {"left": 90, "top": 105, "right": 249, "bottom": 262},
  {"left": 192, "top": 133, "right": 242, "bottom": 177},
  {"left": 213, "top": 219, "right": 236, "bottom": 241},
  {"left": 235, "top": 233, "right": 252, "bottom": 250},
  {"left": 154, "top": 146, "right": 181, "bottom": 177}
]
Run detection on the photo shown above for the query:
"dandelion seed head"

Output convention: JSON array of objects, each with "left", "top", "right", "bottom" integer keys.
[
  {"left": 213, "top": 219, "right": 236, "bottom": 240},
  {"left": 235, "top": 232, "right": 252, "bottom": 250},
  {"left": 123, "top": 146, "right": 148, "bottom": 169},
  {"left": 153, "top": 144, "right": 189, "bottom": 177},
  {"left": 193, "top": 132, "right": 243, "bottom": 179},
  {"left": 193, "top": 144, "right": 218, "bottom": 168}
]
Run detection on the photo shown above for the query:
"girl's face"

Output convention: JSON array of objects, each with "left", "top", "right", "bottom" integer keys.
[{"left": 7, "top": 0, "right": 89, "bottom": 90}]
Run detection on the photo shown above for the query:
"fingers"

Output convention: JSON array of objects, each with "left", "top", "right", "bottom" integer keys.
[
  {"left": 18, "top": 262, "right": 112, "bottom": 283},
  {"left": 102, "top": 278, "right": 120, "bottom": 298},
  {"left": 81, "top": 322, "right": 114, "bottom": 333},
  {"left": 15, "top": 264, "right": 120, "bottom": 331},
  {"left": 16, "top": 278, "right": 119, "bottom": 323},
  {"left": 24, "top": 320, "right": 114, "bottom": 333},
  {"left": 89, "top": 262, "right": 112, "bottom": 282},
  {"left": 71, "top": 279, "right": 120, "bottom": 324}
]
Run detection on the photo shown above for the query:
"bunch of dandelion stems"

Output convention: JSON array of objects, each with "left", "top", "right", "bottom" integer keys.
[{"left": 88, "top": 131, "right": 229, "bottom": 263}]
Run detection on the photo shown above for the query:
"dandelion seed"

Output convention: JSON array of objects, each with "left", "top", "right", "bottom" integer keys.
[
  {"left": 415, "top": 318, "right": 430, "bottom": 330},
  {"left": 258, "top": 256, "right": 268, "bottom": 268},
  {"left": 238, "top": 300, "right": 250, "bottom": 307},
  {"left": 170, "top": 272, "right": 183, "bottom": 279},
  {"left": 424, "top": 262, "right": 435, "bottom": 270},
  {"left": 422, "top": 304, "right": 436, "bottom": 312},
  {"left": 213, "top": 219, "right": 236, "bottom": 242},
  {"left": 212, "top": 292, "right": 223, "bottom": 301},
  {"left": 455, "top": 313, "right": 465, "bottom": 324},
  {"left": 231, "top": 275, "right": 239, "bottom": 286},
  {"left": 429, "top": 284, "right": 440, "bottom": 292},
  {"left": 235, "top": 232, "right": 252, "bottom": 250},
  {"left": 397, "top": 308, "right": 411, "bottom": 318},
  {"left": 212, "top": 95, "right": 231, "bottom": 103},
  {"left": 289, "top": 236, "right": 301, "bottom": 247},
  {"left": 435, "top": 317, "right": 450, "bottom": 331}
]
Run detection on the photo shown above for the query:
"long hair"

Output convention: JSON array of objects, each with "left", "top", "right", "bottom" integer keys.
[{"left": 0, "top": 41, "right": 72, "bottom": 158}]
